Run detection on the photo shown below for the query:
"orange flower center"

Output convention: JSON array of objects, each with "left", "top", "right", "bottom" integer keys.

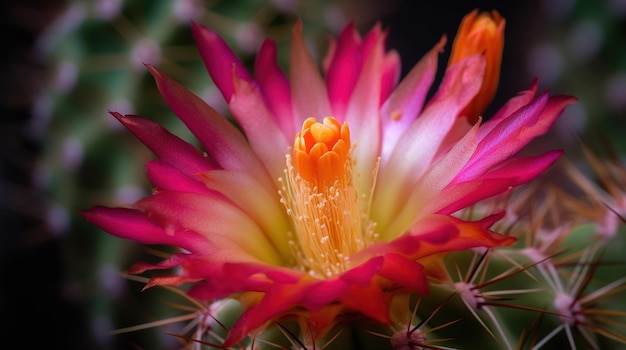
[
  {"left": 293, "top": 117, "right": 351, "bottom": 187},
  {"left": 280, "top": 117, "right": 376, "bottom": 278}
]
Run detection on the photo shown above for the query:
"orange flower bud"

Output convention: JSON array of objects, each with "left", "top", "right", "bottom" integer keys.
[{"left": 448, "top": 9, "right": 505, "bottom": 123}]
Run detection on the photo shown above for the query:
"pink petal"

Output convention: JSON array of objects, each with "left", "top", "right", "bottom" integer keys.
[
  {"left": 379, "top": 49, "right": 401, "bottom": 104},
  {"left": 143, "top": 275, "right": 202, "bottom": 290},
  {"left": 186, "top": 271, "right": 264, "bottom": 301},
  {"left": 304, "top": 278, "right": 349, "bottom": 307},
  {"left": 525, "top": 94, "right": 577, "bottom": 138},
  {"left": 383, "top": 122, "right": 480, "bottom": 239},
  {"left": 380, "top": 36, "right": 445, "bottom": 161},
  {"left": 137, "top": 256, "right": 225, "bottom": 292},
  {"left": 340, "top": 256, "right": 383, "bottom": 287},
  {"left": 322, "top": 36, "right": 337, "bottom": 73},
  {"left": 191, "top": 21, "right": 253, "bottom": 102},
  {"left": 136, "top": 191, "right": 282, "bottom": 264},
  {"left": 343, "top": 27, "right": 386, "bottom": 195},
  {"left": 419, "top": 152, "right": 561, "bottom": 215},
  {"left": 359, "top": 22, "right": 381, "bottom": 58},
  {"left": 111, "top": 112, "right": 217, "bottom": 174},
  {"left": 224, "top": 280, "right": 311, "bottom": 347},
  {"left": 423, "top": 178, "right": 513, "bottom": 215},
  {"left": 482, "top": 150, "right": 563, "bottom": 185},
  {"left": 80, "top": 206, "right": 211, "bottom": 254},
  {"left": 374, "top": 54, "right": 485, "bottom": 233},
  {"left": 357, "top": 23, "right": 398, "bottom": 104},
  {"left": 456, "top": 93, "right": 575, "bottom": 182},
  {"left": 289, "top": 20, "right": 332, "bottom": 128},
  {"left": 128, "top": 252, "right": 191, "bottom": 274},
  {"left": 146, "top": 160, "right": 214, "bottom": 195},
  {"left": 187, "top": 261, "right": 302, "bottom": 300},
  {"left": 413, "top": 213, "right": 513, "bottom": 251},
  {"left": 147, "top": 65, "right": 274, "bottom": 189},
  {"left": 229, "top": 75, "right": 290, "bottom": 182},
  {"left": 124, "top": 246, "right": 275, "bottom": 296},
  {"left": 460, "top": 93, "right": 549, "bottom": 179},
  {"left": 358, "top": 213, "right": 515, "bottom": 261},
  {"left": 339, "top": 282, "right": 389, "bottom": 323},
  {"left": 199, "top": 170, "right": 291, "bottom": 259},
  {"left": 435, "top": 151, "right": 561, "bottom": 215},
  {"left": 325, "top": 22, "right": 362, "bottom": 118},
  {"left": 378, "top": 253, "right": 427, "bottom": 293},
  {"left": 426, "top": 53, "right": 486, "bottom": 110},
  {"left": 254, "top": 39, "right": 294, "bottom": 137},
  {"left": 392, "top": 54, "right": 485, "bottom": 177},
  {"left": 479, "top": 79, "right": 539, "bottom": 137}
]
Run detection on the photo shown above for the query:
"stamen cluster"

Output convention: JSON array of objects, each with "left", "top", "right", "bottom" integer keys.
[{"left": 280, "top": 117, "right": 375, "bottom": 278}]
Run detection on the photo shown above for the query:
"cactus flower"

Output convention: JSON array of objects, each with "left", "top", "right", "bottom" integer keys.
[{"left": 81, "top": 13, "right": 574, "bottom": 347}]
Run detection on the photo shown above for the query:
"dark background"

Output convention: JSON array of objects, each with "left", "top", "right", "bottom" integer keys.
[{"left": 0, "top": 0, "right": 93, "bottom": 349}]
